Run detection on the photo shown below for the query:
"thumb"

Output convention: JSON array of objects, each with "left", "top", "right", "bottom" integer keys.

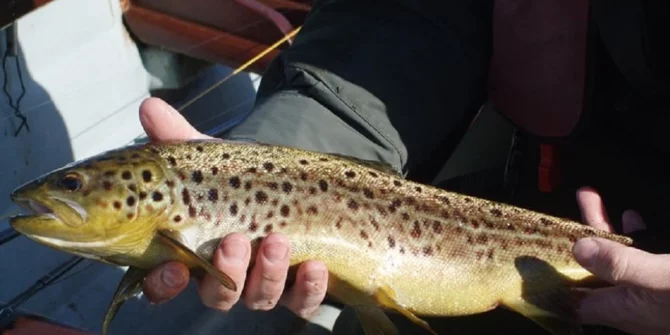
[
  {"left": 139, "top": 97, "right": 211, "bottom": 141},
  {"left": 572, "top": 237, "right": 670, "bottom": 289}
]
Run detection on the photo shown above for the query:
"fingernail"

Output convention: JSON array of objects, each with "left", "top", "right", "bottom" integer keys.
[
  {"left": 263, "top": 243, "right": 288, "bottom": 263},
  {"left": 305, "top": 270, "right": 325, "bottom": 284},
  {"left": 573, "top": 238, "right": 599, "bottom": 268},
  {"left": 222, "top": 238, "right": 248, "bottom": 265},
  {"left": 161, "top": 268, "right": 185, "bottom": 289}
]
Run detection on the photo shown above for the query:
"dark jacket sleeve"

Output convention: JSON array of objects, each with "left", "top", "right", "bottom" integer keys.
[{"left": 224, "top": 0, "right": 493, "bottom": 178}]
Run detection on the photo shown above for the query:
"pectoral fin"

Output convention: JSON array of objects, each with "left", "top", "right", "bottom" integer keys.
[
  {"left": 156, "top": 229, "right": 237, "bottom": 292},
  {"left": 102, "top": 266, "right": 148, "bottom": 335},
  {"left": 501, "top": 291, "right": 584, "bottom": 335},
  {"left": 374, "top": 285, "right": 437, "bottom": 335}
]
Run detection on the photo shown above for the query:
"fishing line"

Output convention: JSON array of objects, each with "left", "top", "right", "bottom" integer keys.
[{"left": 0, "top": 6, "right": 301, "bottom": 124}]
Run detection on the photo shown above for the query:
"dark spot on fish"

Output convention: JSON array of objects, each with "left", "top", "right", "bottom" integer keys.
[
  {"left": 280, "top": 168, "right": 288, "bottom": 174},
  {"left": 189, "top": 206, "right": 197, "bottom": 217},
  {"left": 126, "top": 213, "right": 134, "bottom": 219},
  {"left": 104, "top": 170, "right": 116, "bottom": 177},
  {"left": 122, "top": 171, "right": 132, "bottom": 180},
  {"left": 393, "top": 180, "right": 402, "bottom": 187},
  {"left": 335, "top": 219, "right": 342, "bottom": 229},
  {"left": 186, "top": 154, "right": 192, "bottom": 160},
  {"left": 299, "top": 159, "right": 308, "bottom": 165},
  {"left": 506, "top": 223, "right": 515, "bottom": 231},
  {"left": 432, "top": 221, "right": 442, "bottom": 234},
  {"left": 345, "top": 171, "right": 356, "bottom": 178},
  {"left": 282, "top": 182, "right": 293, "bottom": 194},
  {"left": 167, "top": 156, "right": 177, "bottom": 166},
  {"left": 149, "top": 148, "right": 159, "bottom": 154},
  {"left": 411, "top": 221, "right": 421, "bottom": 238},
  {"left": 222, "top": 153, "right": 231, "bottom": 159},
  {"left": 490, "top": 208, "right": 503, "bottom": 217},
  {"left": 415, "top": 187, "right": 422, "bottom": 193},
  {"left": 568, "top": 235, "right": 577, "bottom": 242},
  {"left": 368, "top": 171, "right": 378, "bottom": 178},
  {"left": 440, "top": 210, "right": 450, "bottom": 219},
  {"left": 471, "top": 219, "right": 480, "bottom": 229},
  {"left": 112, "top": 201, "right": 122, "bottom": 210},
  {"left": 267, "top": 182, "right": 278, "bottom": 190},
  {"left": 401, "top": 213, "right": 410, "bottom": 221},
  {"left": 300, "top": 172, "right": 308, "bottom": 181},
  {"left": 173, "top": 215, "right": 182, "bottom": 223},
  {"left": 102, "top": 181, "right": 113, "bottom": 191},
  {"left": 196, "top": 146, "right": 204, "bottom": 152},
  {"left": 540, "top": 218, "right": 555, "bottom": 226},
  {"left": 271, "top": 199, "right": 279, "bottom": 207},
  {"left": 247, "top": 167, "right": 257, "bottom": 174},
  {"left": 127, "top": 184, "right": 137, "bottom": 193},
  {"left": 211, "top": 167, "right": 219, "bottom": 175},
  {"left": 387, "top": 236, "right": 396, "bottom": 248},
  {"left": 264, "top": 224, "right": 273, "bottom": 233},
  {"left": 208, "top": 189, "right": 218, "bottom": 202},
  {"left": 388, "top": 199, "right": 402, "bottom": 213},
  {"left": 307, "top": 206, "right": 318, "bottom": 215},
  {"left": 348, "top": 199, "right": 359, "bottom": 211},
  {"left": 229, "top": 203, "right": 238, "bottom": 216},
  {"left": 229, "top": 176, "right": 241, "bottom": 189},
  {"left": 360, "top": 230, "right": 369, "bottom": 239},
  {"left": 477, "top": 234, "right": 489, "bottom": 244},
  {"left": 464, "top": 197, "right": 473, "bottom": 203},
  {"left": 181, "top": 189, "right": 191, "bottom": 205},
  {"left": 308, "top": 187, "right": 317, "bottom": 195},
  {"left": 255, "top": 191, "right": 268, "bottom": 204},
  {"left": 165, "top": 180, "right": 175, "bottom": 189},
  {"left": 525, "top": 227, "right": 537, "bottom": 235},
  {"left": 362, "top": 188, "right": 374, "bottom": 199},
  {"left": 280, "top": 205, "right": 290, "bottom": 217},
  {"left": 399, "top": 247, "right": 405, "bottom": 254},
  {"left": 423, "top": 246, "right": 433, "bottom": 256},
  {"left": 318, "top": 180, "right": 328, "bottom": 192},
  {"left": 483, "top": 220, "right": 495, "bottom": 229},
  {"left": 192, "top": 170, "right": 203, "bottom": 184},
  {"left": 244, "top": 197, "right": 251, "bottom": 206},
  {"left": 319, "top": 157, "right": 329, "bottom": 162},
  {"left": 438, "top": 196, "right": 450, "bottom": 205},
  {"left": 142, "top": 170, "right": 152, "bottom": 183},
  {"left": 487, "top": 249, "right": 494, "bottom": 259},
  {"left": 266, "top": 211, "right": 274, "bottom": 219},
  {"left": 280, "top": 221, "right": 288, "bottom": 228},
  {"left": 138, "top": 192, "right": 147, "bottom": 200},
  {"left": 126, "top": 196, "right": 136, "bottom": 207},
  {"left": 263, "top": 162, "right": 275, "bottom": 172},
  {"left": 249, "top": 221, "right": 258, "bottom": 232},
  {"left": 152, "top": 192, "right": 163, "bottom": 202}
]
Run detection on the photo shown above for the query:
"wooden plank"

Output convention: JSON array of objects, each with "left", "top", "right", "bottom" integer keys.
[
  {"left": 123, "top": 5, "right": 281, "bottom": 73},
  {"left": 0, "top": 0, "right": 56, "bottom": 29}
]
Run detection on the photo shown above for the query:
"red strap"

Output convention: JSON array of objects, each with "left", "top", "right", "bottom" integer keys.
[{"left": 538, "top": 143, "right": 560, "bottom": 192}]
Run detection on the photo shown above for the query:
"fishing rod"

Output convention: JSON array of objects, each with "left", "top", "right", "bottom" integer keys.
[{"left": 0, "top": 256, "right": 84, "bottom": 329}]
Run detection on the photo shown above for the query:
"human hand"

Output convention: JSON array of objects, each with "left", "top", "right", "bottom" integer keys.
[
  {"left": 573, "top": 187, "right": 670, "bottom": 335},
  {"left": 137, "top": 97, "right": 329, "bottom": 318}
]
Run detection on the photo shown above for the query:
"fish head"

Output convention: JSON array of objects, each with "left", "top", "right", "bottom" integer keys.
[{"left": 8, "top": 146, "right": 174, "bottom": 262}]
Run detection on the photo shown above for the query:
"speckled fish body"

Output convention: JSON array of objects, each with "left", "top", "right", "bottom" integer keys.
[{"left": 9, "top": 139, "right": 633, "bottom": 335}]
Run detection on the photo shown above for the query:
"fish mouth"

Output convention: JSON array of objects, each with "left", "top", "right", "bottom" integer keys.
[{"left": 11, "top": 196, "right": 59, "bottom": 220}]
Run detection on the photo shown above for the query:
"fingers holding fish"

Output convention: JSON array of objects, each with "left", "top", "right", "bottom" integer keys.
[
  {"left": 139, "top": 97, "right": 212, "bottom": 141},
  {"left": 143, "top": 261, "right": 190, "bottom": 304},
  {"left": 280, "top": 260, "right": 329, "bottom": 319},
  {"left": 243, "top": 233, "right": 292, "bottom": 311},
  {"left": 576, "top": 186, "right": 614, "bottom": 233},
  {"left": 198, "top": 233, "right": 252, "bottom": 311}
]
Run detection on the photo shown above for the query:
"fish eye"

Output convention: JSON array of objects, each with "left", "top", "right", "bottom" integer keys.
[{"left": 57, "top": 173, "right": 83, "bottom": 192}]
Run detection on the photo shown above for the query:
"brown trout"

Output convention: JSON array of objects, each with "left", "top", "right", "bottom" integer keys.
[{"left": 9, "top": 139, "right": 633, "bottom": 335}]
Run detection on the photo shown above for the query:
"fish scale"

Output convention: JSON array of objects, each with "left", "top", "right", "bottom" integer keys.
[{"left": 9, "top": 139, "right": 634, "bottom": 335}]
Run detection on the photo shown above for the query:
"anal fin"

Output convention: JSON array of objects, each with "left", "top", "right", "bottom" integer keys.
[
  {"left": 352, "top": 305, "right": 400, "bottom": 335},
  {"left": 374, "top": 284, "right": 437, "bottom": 335},
  {"left": 102, "top": 266, "right": 148, "bottom": 335},
  {"left": 155, "top": 229, "right": 237, "bottom": 292},
  {"left": 506, "top": 256, "right": 587, "bottom": 335}
]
